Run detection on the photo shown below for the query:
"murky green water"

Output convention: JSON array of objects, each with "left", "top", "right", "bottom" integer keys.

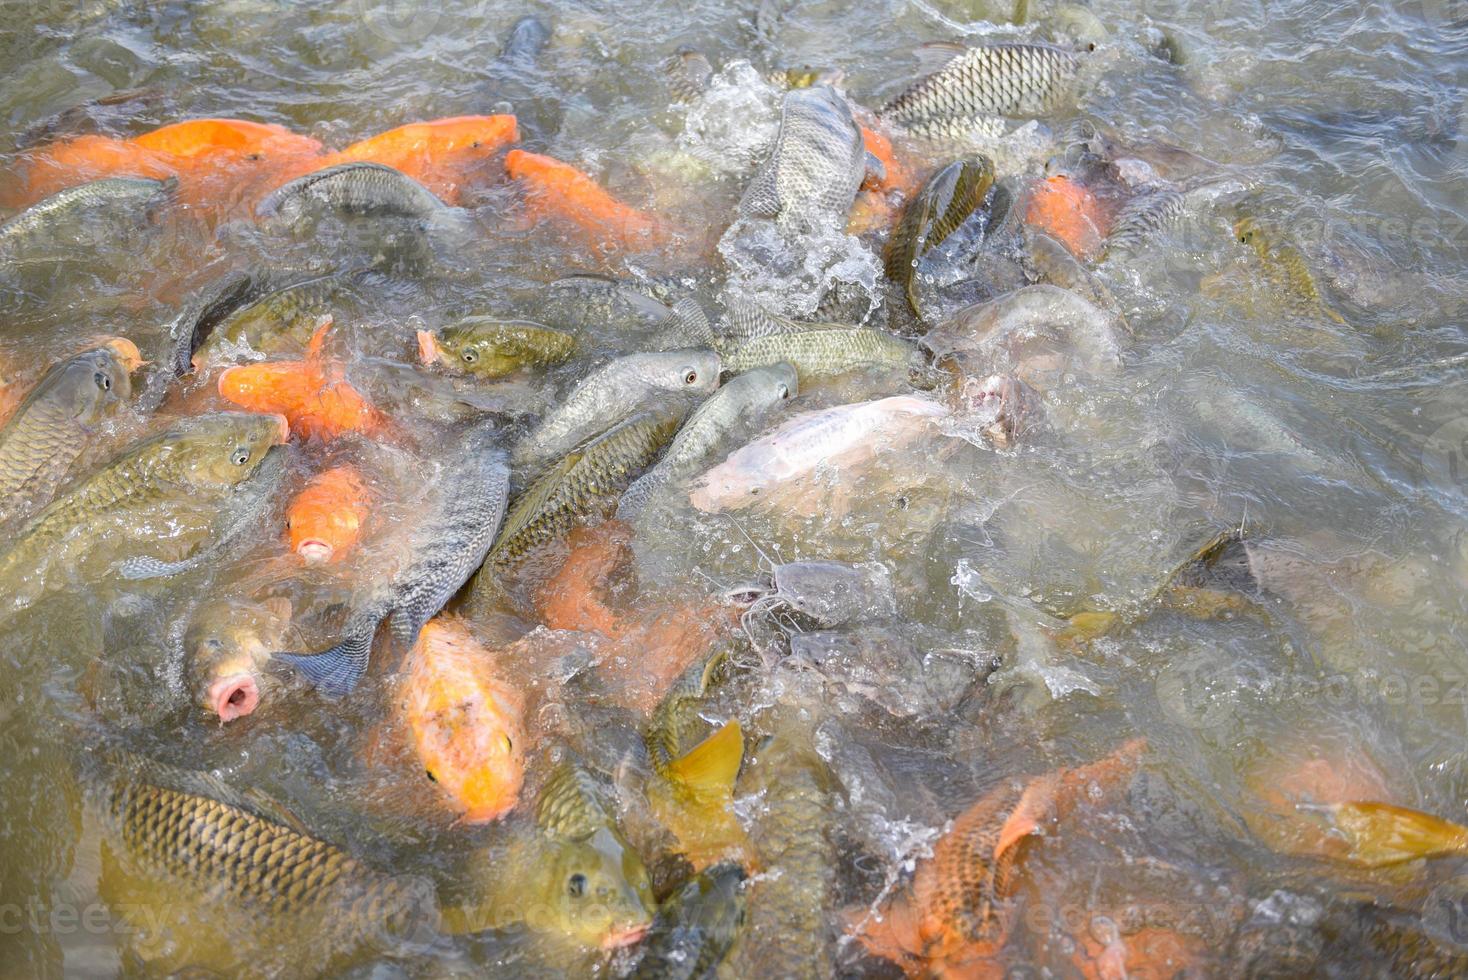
[{"left": 1, "top": 0, "right": 1466, "bottom": 976}]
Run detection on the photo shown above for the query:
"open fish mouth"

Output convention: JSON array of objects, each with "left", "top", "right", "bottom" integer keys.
[
  {"left": 602, "top": 922, "right": 650, "bottom": 949},
  {"left": 208, "top": 673, "right": 261, "bottom": 722},
  {"left": 296, "top": 537, "right": 334, "bottom": 563}
]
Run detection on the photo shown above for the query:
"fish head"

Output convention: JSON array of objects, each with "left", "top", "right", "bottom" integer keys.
[
  {"left": 218, "top": 359, "right": 322, "bottom": 416},
  {"left": 409, "top": 655, "right": 527, "bottom": 823},
  {"left": 687, "top": 463, "right": 772, "bottom": 513},
  {"left": 170, "top": 411, "right": 290, "bottom": 488},
  {"left": 531, "top": 826, "right": 655, "bottom": 949},
  {"left": 422, "top": 115, "right": 519, "bottom": 160},
  {"left": 741, "top": 361, "right": 800, "bottom": 406},
  {"left": 286, "top": 465, "right": 370, "bottom": 563},
  {"left": 184, "top": 596, "right": 293, "bottom": 722},
  {"left": 57, "top": 344, "right": 137, "bottom": 424},
  {"left": 643, "top": 349, "right": 721, "bottom": 396},
  {"left": 422, "top": 323, "right": 519, "bottom": 378}
]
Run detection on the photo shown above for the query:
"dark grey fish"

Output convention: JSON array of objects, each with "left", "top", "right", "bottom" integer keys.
[
  {"left": 255, "top": 162, "right": 460, "bottom": 235},
  {"left": 739, "top": 85, "right": 876, "bottom": 235},
  {"left": 666, "top": 47, "right": 715, "bottom": 104},
  {"left": 884, "top": 157, "right": 996, "bottom": 320},
  {"left": 276, "top": 424, "right": 510, "bottom": 696},
  {"left": 631, "top": 863, "right": 747, "bottom": 980},
  {"left": 0, "top": 176, "right": 176, "bottom": 261},
  {"left": 481, "top": 15, "right": 560, "bottom": 140},
  {"left": 162, "top": 269, "right": 261, "bottom": 380},
  {"left": 881, "top": 42, "right": 1080, "bottom": 145}
]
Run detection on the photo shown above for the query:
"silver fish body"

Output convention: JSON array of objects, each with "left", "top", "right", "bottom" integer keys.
[{"left": 739, "top": 85, "right": 868, "bottom": 235}]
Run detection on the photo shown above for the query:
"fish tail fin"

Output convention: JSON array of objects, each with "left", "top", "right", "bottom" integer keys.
[
  {"left": 275, "top": 628, "right": 375, "bottom": 698},
  {"left": 1318, "top": 801, "right": 1468, "bottom": 866},
  {"left": 845, "top": 897, "right": 923, "bottom": 969},
  {"left": 668, "top": 719, "right": 744, "bottom": 802},
  {"left": 305, "top": 317, "right": 335, "bottom": 359}
]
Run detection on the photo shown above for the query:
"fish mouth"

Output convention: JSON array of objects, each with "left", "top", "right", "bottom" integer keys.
[
  {"left": 601, "top": 923, "right": 649, "bottom": 949},
  {"left": 208, "top": 673, "right": 261, "bottom": 723},
  {"left": 296, "top": 538, "right": 334, "bottom": 564},
  {"left": 267, "top": 413, "right": 291, "bottom": 444},
  {"left": 416, "top": 330, "right": 440, "bottom": 365}
]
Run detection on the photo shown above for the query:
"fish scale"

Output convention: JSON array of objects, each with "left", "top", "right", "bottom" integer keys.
[
  {"left": 884, "top": 157, "right": 995, "bottom": 319},
  {"left": 0, "top": 176, "right": 175, "bottom": 256},
  {"left": 739, "top": 85, "right": 868, "bottom": 234},
  {"left": 881, "top": 43, "right": 1078, "bottom": 142},
  {"left": 720, "top": 328, "right": 916, "bottom": 383}
]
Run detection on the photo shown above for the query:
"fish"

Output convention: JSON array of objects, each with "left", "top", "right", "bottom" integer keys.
[
  {"left": 255, "top": 161, "right": 464, "bottom": 237},
  {"left": 665, "top": 47, "right": 715, "bottom": 104},
  {"left": 884, "top": 157, "right": 996, "bottom": 319},
  {"left": 644, "top": 650, "right": 749, "bottom": 870},
  {"left": 880, "top": 42, "right": 1081, "bottom": 146},
  {"left": 0, "top": 175, "right": 176, "bottom": 261},
  {"left": 505, "top": 149, "right": 669, "bottom": 249},
  {"left": 285, "top": 465, "right": 372, "bottom": 564},
  {"left": 131, "top": 117, "right": 323, "bottom": 162},
  {"left": 0, "top": 412, "right": 288, "bottom": 615},
  {"left": 397, "top": 615, "right": 526, "bottom": 823},
  {"left": 480, "top": 400, "right": 688, "bottom": 578},
  {"left": 416, "top": 318, "right": 577, "bottom": 379},
  {"left": 328, "top": 114, "right": 518, "bottom": 204},
  {"left": 542, "top": 274, "right": 715, "bottom": 349},
  {"left": 275, "top": 425, "right": 510, "bottom": 696},
  {"left": 445, "top": 762, "right": 657, "bottom": 949},
  {"left": 719, "top": 321, "right": 920, "bottom": 385},
  {"left": 1299, "top": 801, "right": 1468, "bottom": 867},
  {"left": 0, "top": 338, "right": 144, "bottom": 524},
  {"left": 160, "top": 269, "right": 261, "bottom": 380},
  {"left": 511, "top": 349, "right": 719, "bottom": 479},
  {"left": 738, "top": 85, "right": 875, "bottom": 236},
  {"left": 849, "top": 739, "right": 1144, "bottom": 976},
  {"left": 1233, "top": 216, "right": 1347, "bottom": 324},
  {"left": 1024, "top": 172, "right": 1108, "bottom": 260},
  {"left": 689, "top": 395, "right": 949, "bottom": 513},
  {"left": 217, "top": 323, "right": 388, "bottom": 441},
  {"left": 84, "top": 749, "right": 437, "bottom": 976},
  {"left": 725, "top": 724, "right": 839, "bottom": 979},
  {"left": 184, "top": 595, "right": 295, "bottom": 723},
  {"left": 193, "top": 273, "right": 362, "bottom": 368},
  {"left": 630, "top": 863, "right": 748, "bottom": 980},
  {"left": 857, "top": 124, "right": 914, "bottom": 196},
  {"left": 617, "top": 363, "right": 796, "bottom": 521}
]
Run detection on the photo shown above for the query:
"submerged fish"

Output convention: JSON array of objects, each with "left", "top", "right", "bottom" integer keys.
[
  {"left": 511, "top": 349, "right": 719, "bottom": 478},
  {"left": 329, "top": 114, "right": 518, "bottom": 204},
  {"left": 446, "top": 763, "right": 657, "bottom": 949},
  {"left": 276, "top": 425, "right": 510, "bottom": 696},
  {"left": 397, "top": 615, "right": 526, "bottom": 823},
  {"left": 255, "top": 161, "right": 463, "bottom": 236},
  {"left": 506, "top": 149, "right": 668, "bottom": 249},
  {"left": 1233, "top": 215, "right": 1347, "bottom": 324},
  {"left": 86, "top": 750, "right": 436, "bottom": 976},
  {"left": 194, "top": 273, "right": 362, "bottom": 367},
  {"left": 631, "top": 863, "right": 748, "bottom": 980},
  {"left": 617, "top": 363, "right": 796, "bottom": 521},
  {"left": 850, "top": 739, "right": 1144, "bottom": 976},
  {"left": 665, "top": 48, "right": 715, "bottom": 104},
  {"left": 417, "top": 318, "right": 577, "bottom": 379},
  {"left": 644, "top": 651, "right": 749, "bottom": 870},
  {"left": 131, "top": 117, "right": 323, "bottom": 161},
  {"left": 881, "top": 42, "right": 1081, "bottom": 146},
  {"left": 0, "top": 412, "right": 287, "bottom": 614},
  {"left": 0, "top": 175, "right": 175, "bottom": 261},
  {"left": 739, "top": 85, "right": 876, "bottom": 235},
  {"left": 690, "top": 395, "right": 948, "bottom": 513},
  {"left": 482, "top": 400, "right": 688, "bottom": 577},
  {"left": 885, "top": 157, "right": 995, "bottom": 320},
  {"left": 1023, "top": 172, "right": 1108, "bottom": 260},
  {"left": 285, "top": 465, "right": 372, "bottom": 564},
  {"left": 184, "top": 595, "right": 295, "bottom": 723},
  {"left": 0, "top": 338, "right": 143, "bottom": 523}
]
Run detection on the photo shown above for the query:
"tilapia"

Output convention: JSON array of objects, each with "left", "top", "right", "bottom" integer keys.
[
  {"left": 738, "top": 85, "right": 875, "bottom": 235},
  {"left": 85, "top": 750, "right": 436, "bottom": 976},
  {"left": 194, "top": 273, "right": 363, "bottom": 366},
  {"left": 1100, "top": 177, "right": 1246, "bottom": 261},
  {"left": 881, "top": 42, "right": 1080, "bottom": 146},
  {"left": 690, "top": 395, "right": 949, "bottom": 512},
  {"left": 255, "top": 161, "right": 464, "bottom": 236},
  {"left": 445, "top": 762, "right": 656, "bottom": 948},
  {"left": 276, "top": 423, "right": 510, "bottom": 696},
  {"left": 0, "top": 412, "right": 287, "bottom": 615},
  {"left": 726, "top": 724, "right": 838, "bottom": 979},
  {"left": 480, "top": 400, "right": 687, "bottom": 577},
  {"left": 617, "top": 363, "right": 796, "bottom": 521},
  {"left": 884, "top": 157, "right": 995, "bottom": 320},
  {"left": 417, "top": 318, "right": 576, "bottom": 379},
  {"left": 542, "top": 275, "right": 714, "bottom": 348},
  {"left": 630, "top": 863, "right": 747, "bottom": 979},
  {"left": 719, "top": 324, "right": 918, "bottom": 385},
  {"left": 0, "top": 339, "right": 143, "bottom": 524},
  {"left": 511, "top": 349, "right": 719, "bottom": 478},
  {"left": 0, "top": 175, "right": 176, "bottom": 261}
]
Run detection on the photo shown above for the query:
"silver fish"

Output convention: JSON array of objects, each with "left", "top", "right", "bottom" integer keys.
[
  {"left": 255, "top": 162, "right": 458, "bottom": 234},
  {"left": 0, "top": 176, "right": 176, "bottom": 261},
  {"left": 276, "top": 423, "right": 510, "bottom": 696},
  {"left": 617, "top": 363, "right": 797, "bottom": 521}
]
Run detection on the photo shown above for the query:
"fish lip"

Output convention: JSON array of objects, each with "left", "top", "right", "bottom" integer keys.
[
  {"left": 416, "top": 330, "right": 440, "bottom": 366},
  {"left": 296, "top": 538, "right": 334, "bottom": 564},
  {"left": 208, "top": 673, "right": 261, "bottom": 723},
  {"left": 268, "top": 413, "right": 291, "bottom": 444},
  {"left": 601, "top": 923, "right": 649, "bottom": 949}
]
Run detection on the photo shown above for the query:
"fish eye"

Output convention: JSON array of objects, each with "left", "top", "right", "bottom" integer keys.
[
  {"left": 1086, "top": 42, "right": 1097, "bottom": 52},
  {"left": 683, "top": 369, "right": 699, "bottom": 385},
  {"left": 778, "top": 385, "right": 790, "bottom": 399},
  {"left": 501, "top": 734, "right": 513, "bottom": 754},
  {"left": 94, "top": 371, "right": 110, "bottom": 391},
  {"left": 425, "top": 769, "right": 437, "bottom": 783},
  {"left": 568, "top": 873, "right": 588, "bottom": 898},
  {"left": 245, "top": 152, "right": 264, "bottom": 161},
  {"left": 231, "top": 447, "right": 251, "bottom": 466},
  {"left": 462, "top": 348, "right": 478, "bottom": 364},
  {"left": 470, "top": 140, "right": 482, "bottom": 148}
]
